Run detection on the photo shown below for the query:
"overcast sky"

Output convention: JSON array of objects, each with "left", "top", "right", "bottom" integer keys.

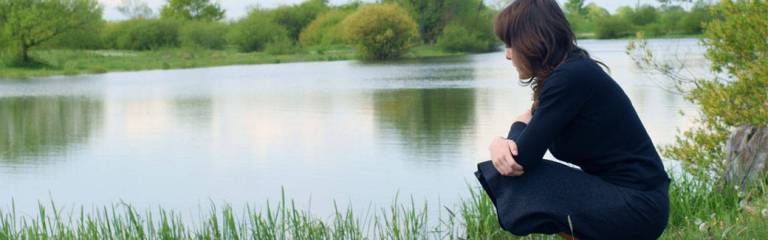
[{"left": 98, "top": 0, "right": 688, "bottom": 21}]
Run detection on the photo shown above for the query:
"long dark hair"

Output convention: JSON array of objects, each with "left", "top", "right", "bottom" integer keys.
[{"left": 494, "top": 0, "right": 607, "bottom": 112}]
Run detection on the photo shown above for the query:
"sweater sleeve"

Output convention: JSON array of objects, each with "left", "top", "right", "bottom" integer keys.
[
  {"left": 511, "top": 72, "right": 593, "bottom": 170},
  {"left": 507, "top": 121, "right": 527, "bottom": 142}
]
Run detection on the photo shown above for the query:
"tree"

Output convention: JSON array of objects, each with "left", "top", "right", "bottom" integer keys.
[
  {"left": 0, "top": 0, "right": 102, "bottom": 64},
  {"left": 564, "top": 0, "right": 587, "bottom": 16},
  {"left": 271, "top": 0, "right": 329, "bottom": 42},
  {"left": 117, "top": 0, "right": 154, "bottom": 19},
  {"left": 383, "top": 0, "right": 480, "bottom": 44},
  {"left": 160, "top": 0, "right": 224, "bottom": 21},
  {"left": 342, "top": 4, "right": 420, "bottom": 60}
]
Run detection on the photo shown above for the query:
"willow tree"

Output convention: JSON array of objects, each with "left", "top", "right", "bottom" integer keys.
[{"left": 0, "top": 0, "right": 102, "bottom": 64}]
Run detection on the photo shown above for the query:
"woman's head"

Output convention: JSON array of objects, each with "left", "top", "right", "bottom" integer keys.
[
  {"left": 494, "top": 0, "right": 602, "bottom": 111},
  {"left": 495, "top": 0, "right": 578, "bottom": 79}
]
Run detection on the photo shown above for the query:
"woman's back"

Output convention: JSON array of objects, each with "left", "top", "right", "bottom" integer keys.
[{"left": 541, "top": 51, "right": 671, "bottom": 191}]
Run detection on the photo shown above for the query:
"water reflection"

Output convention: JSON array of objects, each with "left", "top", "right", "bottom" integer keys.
[
  {"left": 0, "top": 96, "right": 102, "bottom": 164},
  {"left": 172, "top": 97, "right": 213, "bottom": 129},
  {"left": 374, "top": 88, "right": 476, "bottom": 160}
]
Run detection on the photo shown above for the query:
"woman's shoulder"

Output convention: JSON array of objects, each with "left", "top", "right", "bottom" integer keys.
[
  {"left": 542, "top": 58, "right": 600, "bottom": 91},
  {"left": 545, "top": 54, "right": 609, "bottom": 90}
]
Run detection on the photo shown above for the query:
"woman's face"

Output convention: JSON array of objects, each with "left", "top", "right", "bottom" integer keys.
[{"left": 505, "top": 47, "right": 532, "bottom": 79}]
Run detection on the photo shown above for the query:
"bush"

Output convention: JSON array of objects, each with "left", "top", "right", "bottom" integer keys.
[
  {"left": 100, "top": 21, "right": 125, "bottom": 49},
  {"left": 594, "top": 15, "right": 634, "bottom": 39},
  {"left": 298, "top": 9, "right": 351, "bottom": 48},
  {"left": 103, "top": 19, "right": 182, "bottom": 50},
  {"left": 44, "top": 22, "right": 105, "bottom": 49},
  {"left": 271, "top": 0, "right": 329, "bottom": 41},
  {"left": 179, "top": 21, "right": 228, "bottom": 49},
  {"left": 436, "top": 22, "right": 490, "bottom": 53},
  {"left": 342, "top": 4, "right": 419, "bottom": 60},
  {"left": 227, "top": 10, "right": 289, "bottom": 52},
  {"left": 265, "top": 34, "right": 299, "bottom": 55}
]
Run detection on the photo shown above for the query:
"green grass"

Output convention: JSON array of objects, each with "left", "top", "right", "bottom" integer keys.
[
  {"left": 0, "top": 45, "right": 463, "bottom": 80},
  {"left": 1, "top": 175, "right": 766, "bottom": 239}
]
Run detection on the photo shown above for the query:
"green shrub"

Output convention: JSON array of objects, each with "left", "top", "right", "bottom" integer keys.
[
  {"left": 595, "top": 15, "right": 634, "bottom": 39},
  {"left": 298, "top": 9, "right": 351, "bottom": 48},
  {"left": 442, "top": 2, "right": 497, "bottom": 53},
  {"left": 628, "top": 1, "right": 767, "bottom": 184},
  {"left": 662, "top": 0, "right": 768, "bottom": 181},
  {"left": 436, "top": 22, "right": 490, "bottom": 53},
  {"left": 265, "top": 34, "right": 299, "bottom": 55},
  {"left": 342, "top": 4, "right": 419, "bottom": 60},
  {"left": 179, "top": 21, "right": 228, "bottom": 49},
  {"left": 44, "top": 22, "right": 105, "bottom": 50},
  {"left": 104, "top": 19, "right": 181, "bottom": 50},
  {"left": 271, "top": 0, "right": 329, "bottom": 41},
  {"left": 227, "top": 10, "right": 289, "bottom": 52},
  {"left": 100, "top": 21, "right": 125, "bottom": 49},
  {"left": 679, "top": 3, "right": 712, "bottom": 35}
]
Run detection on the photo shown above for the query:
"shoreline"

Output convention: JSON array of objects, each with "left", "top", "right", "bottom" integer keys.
[
  {"left": 0, "top": 46, "right": 467, "bottom": 80},
  {"left": 0, "top": 36, "right": 702, "bottom": 80}
]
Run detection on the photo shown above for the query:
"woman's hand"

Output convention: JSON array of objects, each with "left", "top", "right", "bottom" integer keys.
[
  {"left": 489, "top": 136, "right": 524, "bottom": 176},
  {"left": 516, "top": 109, "right": 532, "bottom": 124}
]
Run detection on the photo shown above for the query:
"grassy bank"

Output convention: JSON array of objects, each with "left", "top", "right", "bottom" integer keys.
[
  {"left": 0, "top": 46, "right": 465, "bottom": 80},
  {"left": 1, "top": 176, "right": 766, "bottom": 239}
]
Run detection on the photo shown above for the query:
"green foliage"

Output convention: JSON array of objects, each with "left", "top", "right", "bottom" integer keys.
[
  {"left": 117, "top": 0, "right": 154, "bottom": 19},
  {"left": 342, "top": 4, "right": 420, "bottom": 60},
  {"left": 629, "top": 0, "right": 767, "bottom": 183},
  {"left": 160, "top": 0, "right": 225, "bottom": 21},
  {"left": 665, "top": 0, "right": 768, "bottom": 182},
  {"left": 566, "top": 3, "right": 608, "bottom": 34},
  {"left": 265, "top": 34, "right": 299, "bottom": 55},
  {"left": 105, "top": 19, "right": 182, "bottom": 50},
  {"left": 618, "top": 5, "right": 659, "bottom": 27},
  {"left": 679, "top": 2, "right": 712, "bottom": 34},
  {"left": 43, "top": 23, "right": 105, "bottom": 50},
  {"left": 564, "top": 0, "right": 586, "bottom": 16},
  {"left": 444, "top": 0, "right": 497, "bottom": 52},
  {"left": 271, "top": 0, "right": 329, "bottom": 42},
  {"left": 383, "top": 0, "right": 494, "bottom": 45},
  {"left": 594, "top": 15, "right": 634, "bottom": 39},
  {"left": 436, "top": 22, "right": 491, "bottom": 53},
  {"left": 179, "top": 21, "right": 227, "bottom": 50},
  {"left": 0, "top": 0, "right": 103, "bottom": 64},
  {"left": 298, "top": 9, "right": 351, "bottom": 48},
  {"left": 227, "top": 10, "right": 289, "bottom": 53},
  {"left": 568, "top": 1, "right": 713, "bottom": 39}
]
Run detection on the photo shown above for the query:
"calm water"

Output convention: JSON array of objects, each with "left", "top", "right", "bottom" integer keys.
[{"left": 0, "top": 39, "right": 708, "bottom": 217}]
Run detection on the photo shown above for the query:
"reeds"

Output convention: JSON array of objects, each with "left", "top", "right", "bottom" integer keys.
[{"left": 1, "top": 176, "right": 766, "bottom": 240}]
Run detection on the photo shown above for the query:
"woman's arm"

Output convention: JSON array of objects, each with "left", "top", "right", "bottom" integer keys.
[
  {"left": 507, "top": 109, "right": 531, "bottom": 141},
  {"left": 508, "top": 72, "right": 593, "bottom": 170}
]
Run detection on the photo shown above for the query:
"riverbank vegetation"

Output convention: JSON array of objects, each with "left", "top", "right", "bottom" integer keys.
[
  {"left": 1, "top": 177, "right": 766, "bottom": 239},
  {"left": 0, "top": 0, "right": 714, "bottom": 79},
  {"left": 628, "top": 0, "right": 768, "bottom": 238}
]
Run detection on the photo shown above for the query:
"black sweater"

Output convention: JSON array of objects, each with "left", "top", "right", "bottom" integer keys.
[{"left": 506, "top": 50, "right": 671, "bottom": 191}]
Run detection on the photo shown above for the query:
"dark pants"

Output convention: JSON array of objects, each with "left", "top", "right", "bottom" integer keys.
[{"left": 475, "top": 159, "right": 669, "bottom": 240}]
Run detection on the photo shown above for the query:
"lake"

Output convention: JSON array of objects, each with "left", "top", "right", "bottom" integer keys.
[{"left": 0, "top": 39, "right": 708, "bottom": 219}]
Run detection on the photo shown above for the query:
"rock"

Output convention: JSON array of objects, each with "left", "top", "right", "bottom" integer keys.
[{"left": 724, "top": 125, "right": 768, "bottom": 190}]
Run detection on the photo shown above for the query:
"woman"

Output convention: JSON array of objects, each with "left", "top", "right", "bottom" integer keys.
[{"left": 473, "top": 1, "right": 671, "bottom": 239}]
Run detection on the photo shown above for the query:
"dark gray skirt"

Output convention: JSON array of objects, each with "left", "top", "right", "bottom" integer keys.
[{"left": 474, "top": 159, "right": 669, "bottom": 240}]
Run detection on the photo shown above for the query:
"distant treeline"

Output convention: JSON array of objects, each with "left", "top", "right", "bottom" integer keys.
[
  {"left": 0, "top": 0, "right": 714, "bottom": 64},
  {"left": 564, "top": 0, "right": 713, "bottom": 39}
]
